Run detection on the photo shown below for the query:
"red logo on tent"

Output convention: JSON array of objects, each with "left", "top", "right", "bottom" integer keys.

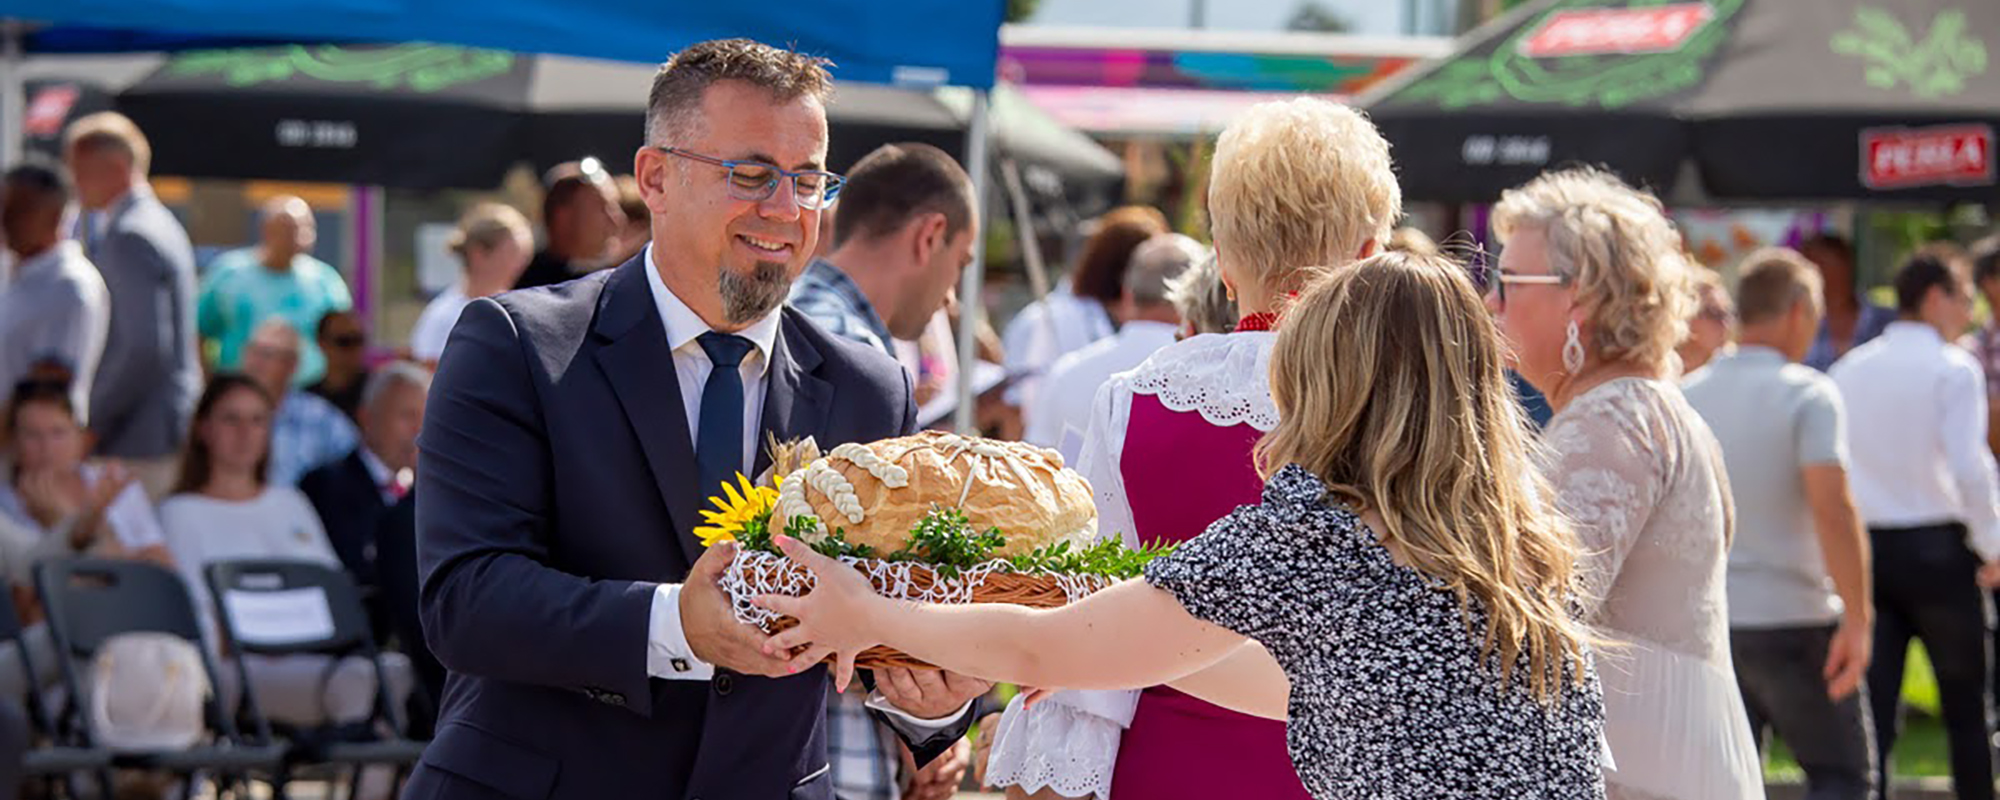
[
  {"left": 1861, "top": 125, "right": 1994, "bottom": 190},
  {"left": 24, "top": 85, "right": 81, "bottom": 138},
  {"left": 1518, "top": 3, "right": 1716, "bottom": 57}
]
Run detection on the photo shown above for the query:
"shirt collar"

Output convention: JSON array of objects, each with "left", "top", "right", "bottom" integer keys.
[
  {"left": 1884, "top": 319, "right": 1945, "bottom": 346},
  {"left": 1723, "top": 344, "right": 1788, "bottom": 365},
  {"left": 11, "top": 240, "right": 82, "bottom": 278},
  {"left": 1119, "top": 320, "right": 1180, "bottom": 341},
  {"left": 642, "top": 242, "right": 781, "bottom": 374},
  {"left": 358, "top": 447, "right": 394, "bottom": 486},
  {"left": 809, "top": 258, "right": 893, "bottom": 348}
]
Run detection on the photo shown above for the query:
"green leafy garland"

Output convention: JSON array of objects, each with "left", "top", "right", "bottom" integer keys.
[{"left": 741, "top": 506, "right": 1173, "bottom": 581}]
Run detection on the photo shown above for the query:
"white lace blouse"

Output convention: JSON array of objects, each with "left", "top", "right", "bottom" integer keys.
[
  {"left": 984, "top": 333, "right": 1278, "bottom": 800},
  {"left": 1542, "top": 378, "right": 1763, "bottom": 800}
]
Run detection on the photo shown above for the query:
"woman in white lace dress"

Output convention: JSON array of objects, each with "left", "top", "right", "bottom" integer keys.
[
  {"left": 1486, "top": 167, "right": 1762, "bottom": 800},
  {"left": 979, "top": 97, "right": 1404, "bottom": 800}
]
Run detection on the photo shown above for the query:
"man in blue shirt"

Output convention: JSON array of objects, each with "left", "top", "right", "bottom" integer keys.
[
  {"left": 788, "top": 142, "right": 977, "bottom": 359},
  {"left": 197, "top": 195, "right": 352, "bottom": 386}
]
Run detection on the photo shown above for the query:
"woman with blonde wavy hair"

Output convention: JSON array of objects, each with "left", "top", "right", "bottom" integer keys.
[
  {"left": 1485, "top": 166, "right": 1761, "bottom": 799},
  {"left": 756, "top": 250, "right": 1610, "bottom": 799}
]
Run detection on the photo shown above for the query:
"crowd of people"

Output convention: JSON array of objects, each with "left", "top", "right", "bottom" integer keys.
[{"left": 4, "top": 34, "right": 2000, "bottom": 800}]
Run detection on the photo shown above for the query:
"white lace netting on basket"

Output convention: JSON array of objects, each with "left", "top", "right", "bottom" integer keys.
[{"left": 721, "top": 550, "right": 1112, "bottom": 632}]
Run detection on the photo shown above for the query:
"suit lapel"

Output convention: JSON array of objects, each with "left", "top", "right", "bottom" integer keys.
[
  {"left": 755, "top": 309, "right": 833, "bottom": 480},
  {"left": 591, "top": 257, "right": 707, "bottom": 566}
]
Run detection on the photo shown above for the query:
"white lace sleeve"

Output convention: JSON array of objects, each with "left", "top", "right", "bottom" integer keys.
[
  {"left": 1540, "top": 389, "right": 1669, "bottom": 620},
  {"left": 986, "top": 378, "right": 1139, "bottom": 800}
]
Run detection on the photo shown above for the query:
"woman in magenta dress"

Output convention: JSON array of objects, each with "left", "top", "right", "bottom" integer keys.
[{"left": 981, "top": 96, "right": 1405, "bottom": 800}]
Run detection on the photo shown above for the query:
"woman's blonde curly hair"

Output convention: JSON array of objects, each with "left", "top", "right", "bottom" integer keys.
[{"left": 1491, "top": 167, "right": 1695, "bottom": 371}]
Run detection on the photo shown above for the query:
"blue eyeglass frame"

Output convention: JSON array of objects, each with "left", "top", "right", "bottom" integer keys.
[{"left": 653, "top": 146, "right": 844, "bottom": 210}]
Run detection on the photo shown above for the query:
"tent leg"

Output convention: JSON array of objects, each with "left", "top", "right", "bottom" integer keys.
[
  {"left": 1, "top": 20, "right": 24, "bottom": 168},
  {"left": 952, "top": 89, "right": 993, "bottom": 434}
]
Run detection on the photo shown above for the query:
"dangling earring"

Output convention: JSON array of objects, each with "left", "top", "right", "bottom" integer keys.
[{"left": 1562, "top": 320, "right": 1586, "bottom": 374}]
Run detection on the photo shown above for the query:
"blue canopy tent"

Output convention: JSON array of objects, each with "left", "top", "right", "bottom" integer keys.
[{"left": 0, "top": 0, "right": 1006, "bottom": 428}]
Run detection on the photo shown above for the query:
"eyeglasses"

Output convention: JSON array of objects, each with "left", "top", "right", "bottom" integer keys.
[
  {"left": 327, "top": 334, "right": 366, "bottom": 349},
  {"left": 653, "top": 146, "right": 843, "bottom": 210},
  {"left": 1473, "top": 258, "right": 1568, "bottom": 309}
]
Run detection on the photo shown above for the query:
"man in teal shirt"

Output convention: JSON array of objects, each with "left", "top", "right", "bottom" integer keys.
[{"left": 197, "top": 194, "right": 352, "bottom": 386}]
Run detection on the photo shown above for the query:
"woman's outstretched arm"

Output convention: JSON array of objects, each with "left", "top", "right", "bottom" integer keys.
[
  {"left": 1167, "top": 641, "right": 1289, "bottom": 720},
  {"left": 755, "top": 536, "right": 1247, "bottom": 692}
]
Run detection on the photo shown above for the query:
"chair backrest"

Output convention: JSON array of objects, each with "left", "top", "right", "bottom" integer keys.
[
  {"left": 35, "top": 559, "right": 206, "bottom": 660},
  {"left": 32, "top": 558, "right": 241, "bottom": 744},
  {"left": 203, "top": 559, "right": 374, "bottom": 657},
  {"left": 204, "top": 559, "right": 409, "bottom": 737}
]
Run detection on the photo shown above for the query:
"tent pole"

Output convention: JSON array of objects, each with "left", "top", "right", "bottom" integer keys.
[
  {"left": 1, "top": 20, "right": 24, "bottom": 168},
  {"left": 953, "top": 89, "right": 993, "bottom": 434}
]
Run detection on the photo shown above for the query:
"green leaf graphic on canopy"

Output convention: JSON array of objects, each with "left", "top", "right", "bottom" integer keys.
[
  {"left": 1397, "top": 0, "right": 1747, "bottom": 109},
  {"left": 1831, "top": 7, "right": 1988, "bottom": 98},
  {"left": 166, "top": 44, "right": 516, "bottom": 92}
]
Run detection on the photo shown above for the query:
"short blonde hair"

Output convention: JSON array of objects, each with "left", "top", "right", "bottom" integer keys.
[
  {"left": 1208, "top": 98, "right": 1400, "bottom": 296},
  {"left": 1258, "top": 250, "right": 1589, "bottom": 703},
  {"left": 63, "top": 112, "right": 153, "bottom": 175},
  {"left": 448, "top": 202, "right": 533, "bottom": 260},
  {"left": 1735, "top": 247, "right": 1823, "bottom": 326},
  {"left": 1491, "top": 167, "right": 1693, "bottom": 371}
]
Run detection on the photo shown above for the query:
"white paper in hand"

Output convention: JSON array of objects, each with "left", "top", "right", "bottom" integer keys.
[{"left": 222, "top": 588, "right": 336, "bottom": 646}]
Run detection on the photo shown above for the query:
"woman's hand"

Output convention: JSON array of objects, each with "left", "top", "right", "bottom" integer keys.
[
  {"left": 18, "top": 470, "right": 83, "bottom": 531},
  {"left": 753, "top": 535, "right": 889, "bottom": 691}
]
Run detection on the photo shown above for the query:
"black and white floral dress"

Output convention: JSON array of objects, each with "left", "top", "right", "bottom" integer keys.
[{"left": 1144, "top": 464, "right": 1609, "bottom": 799}]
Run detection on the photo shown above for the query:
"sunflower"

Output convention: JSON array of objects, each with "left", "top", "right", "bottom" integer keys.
[{"left": 695, "top": 473, "right": 780, "bottom": 548}]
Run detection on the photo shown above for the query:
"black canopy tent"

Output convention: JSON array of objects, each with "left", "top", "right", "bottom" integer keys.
[
  {"left": 18, "top": 44, "right": 1123, "bottom": 197},
  {"left": 1363, "top": 0, "right": 1999, "bottom": 205}
]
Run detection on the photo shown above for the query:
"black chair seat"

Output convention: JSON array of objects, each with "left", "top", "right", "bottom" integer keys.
[
  {"left": 319, "top": 738, "right": 426, "bottom": 764},
  {"left": 117, "top": 742, "right": 287, "bottom": 772},
  {"left": 22, "top": 744, "right": 115, "bottom": 773}
]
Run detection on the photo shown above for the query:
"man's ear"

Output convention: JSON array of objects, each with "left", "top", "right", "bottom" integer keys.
[{"left": 911, "top": 213, "right": 948, "bottom": 267}]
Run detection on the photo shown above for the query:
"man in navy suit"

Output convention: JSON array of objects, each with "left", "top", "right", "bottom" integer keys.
[{"left": 408, "top": 39, "right": 981, "bottom": 800}]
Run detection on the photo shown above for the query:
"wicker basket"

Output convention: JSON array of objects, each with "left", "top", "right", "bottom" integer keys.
[{"left": 722, "top": 549, "right": 1114, "bottom": 669}]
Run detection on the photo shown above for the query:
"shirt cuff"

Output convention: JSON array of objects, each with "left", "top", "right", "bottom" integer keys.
[
  {"left": 647, "top": 583, "right": 716, "bottom": 681},
  {"left": 864, "top": 691, "right": 973, "bottom": 736}
]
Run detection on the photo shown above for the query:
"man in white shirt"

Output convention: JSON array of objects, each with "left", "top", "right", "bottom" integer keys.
[
  {"left": 1024, "top": 233, "right": 1204, "bottom": 450},
  {"left": 1830, "top": 246, "right": 2000, "bottom": 800},
  {"left": 0, "top": 162, "right": 110, "bottom": 417},
  {"left": 1684, "top": 249, "right": 1874, "bottom": 800}
]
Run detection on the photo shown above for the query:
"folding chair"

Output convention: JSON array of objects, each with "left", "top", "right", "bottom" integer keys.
[
  {"left": 0, "top": 583, "right": 112, "bottom": 797},
  {"left": 206, "top": 559, "right": 427, "bottom": 799},
  {"left": 34, "top": 558, "right": 288, "bottom": 798}
]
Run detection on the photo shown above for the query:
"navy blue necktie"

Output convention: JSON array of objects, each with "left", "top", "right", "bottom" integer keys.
[{"left": 695, "top": 332, "right": 756, "bottom": 500}]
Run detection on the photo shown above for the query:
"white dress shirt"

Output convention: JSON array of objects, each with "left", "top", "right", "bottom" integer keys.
[
  {"left": 1023, "top": 320, "right": 1179, "bottom": 449},
  {"left": 638, "top": 247, "right": 965, "bottom": 730},
  {"left": 1831, "top": 321, "right": 2000, "bottom": 560},
  {"left": 0, "top": 240, "right": 111, "bottom": 420},
  {"left": 640, "top": 244, "right": 779, "bottom": 683}
]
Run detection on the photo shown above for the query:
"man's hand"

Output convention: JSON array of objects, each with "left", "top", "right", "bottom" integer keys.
[
  {"left": 1823, "top": 615, "right": 1872, "bottom": 701},
  {"left": 970, "top": 712, "right": 1001, "bottom": 787},
  {"left": 901, "top": 738, "right": 968, "bottom": 800},
  {"left": 1979, "top": 560, "right": 2000, "bottom": 589},
  {"left": 874, "top": 667, "right": 991, "bottom": 720},
  {"left": 681, "top": 542, "right": 793, "bottom": 678}
]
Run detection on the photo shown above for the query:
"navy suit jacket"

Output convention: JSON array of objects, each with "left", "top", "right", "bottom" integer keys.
[{"left": 408, "top": 255, "right": 951, "bottom": 800}]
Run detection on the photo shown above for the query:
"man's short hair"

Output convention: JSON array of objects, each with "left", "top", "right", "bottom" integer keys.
[
  {"left": 2, "top": 161, "right": 74, "bottom": 211},
  {"left": 1124, "top": 234, "right": 1206, "bottom": 307},
  {"left": 360, "top": 361, "right": 433, "bottom": 415},
  {"left": 1893, "top": 244, "right": 1971, "bottom": 315},
  {"left": 645, "top": 39, "right": 834, "bottom": 147},
  {"left": 63, "top": 112, "right": 153, "bottom": 175},
  {"left": 830, "top": 143, "right": 973, "bottom": 248},
  {"left": 1734, "top": 247, "right": 1823, "bottom": 326},
  {"left": 1970, "top": 235, "right": 2000, "bottom": 286},
  {"left": 1800, "top": 232, "right": 1854, "bottom": 263},
  {"left": 541, "top": 161, "right": 613, "bottom": 228}
]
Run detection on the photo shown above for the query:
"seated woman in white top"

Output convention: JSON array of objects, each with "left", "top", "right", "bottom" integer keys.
[
  {"left": 0, "top": 378, "right": 173, "bottom": 567},
  {"left": 409, "top": 203, "right": 533, "bottom": 366},
  {"left": 159, "top": 374, "right": 411, "bottom": 729}
]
